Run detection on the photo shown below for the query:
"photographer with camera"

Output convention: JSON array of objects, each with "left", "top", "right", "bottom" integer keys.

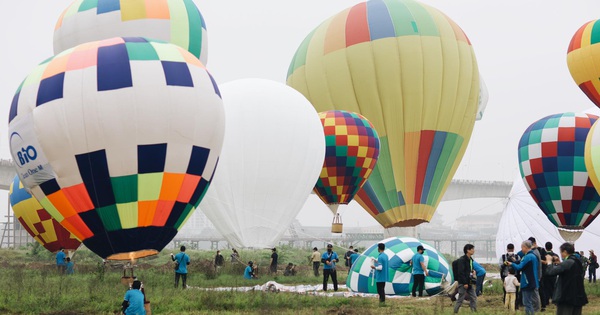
[
  {"left": 500, "top": 243, "right": 521, "bottom": 307},
  {"left": 453, "top": 244, "right": 477, "bottom": 313},
  {"left": 507, "top": 240, "right": 539, "bottom": 315}
]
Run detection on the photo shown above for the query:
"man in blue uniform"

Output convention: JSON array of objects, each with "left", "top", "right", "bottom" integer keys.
[
  {"left": 122, "top": 280, "right": 146, "bottom": 315},
  {"left": 171, "top": 246, "right": 190, "bottom": 289},
  {"left": 411, "top": 245, "right": 428, "bottom": 297},
  {"left": 371, "top": 243, "right": 389, "bottom": 305},
  {"left": 321, "top": 244, "right": 339, "bottom": 291},
  {"left": 56, "top": 247, "right": 66, "bottom": 274}
]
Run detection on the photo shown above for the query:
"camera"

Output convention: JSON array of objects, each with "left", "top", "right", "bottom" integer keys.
[{"left": 469, "top": 275, "right": 477, "bottom": 285}]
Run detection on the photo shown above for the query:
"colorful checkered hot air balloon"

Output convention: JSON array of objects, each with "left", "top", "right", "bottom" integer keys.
[
  {"left": 287, "top": 0, "right": 479, "bottom": 228},
  {"left": 54, "top": 0, "right": 208, "bottom": 64},
  {"left": 567, "top": 20, "right": 600, "bottom": 108},
  {"left": 9, "top": 176, "right": 81, "bottom": 253},
  {"left": 314, "top": 110, "right": 379, "bottom": 232},
  {"left": 347, "top": 236, "right": 452, "bottom": 296},
  {"left": 518, "top": 112, "right": 600, "bottom": 242},
  {"left": 9, "top": 37, "right": 224, "bottom": 260}
]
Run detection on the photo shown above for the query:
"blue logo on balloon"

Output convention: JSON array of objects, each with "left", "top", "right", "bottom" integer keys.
[{"left": 10, "top": 132, "right": 38, "bottom": 166}]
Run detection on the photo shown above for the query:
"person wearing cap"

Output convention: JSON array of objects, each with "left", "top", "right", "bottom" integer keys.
[
  {"left": 122, "top": 280, "right": 146, "bottom": 315},
  {"left": 411, "top": 245, "right": 428, "bottom": 297},
  {"left": 310, "top": 247, "right": 321, "bottom": 277},
  {"left": 269, "top": 248, "right": 278, "bottom": 275},
  {"left": 244, "top": 261, "right": 257, "bottom": 279},
  {"left": 171, "top": 245, "right": 190, "bottom": 289},
  {"left": 321, "top": 244, "right": 339, "bottom": 291},
  {"left": 371, "top": 242, "right": 389, "bottom": 305},
  {"left": 589, "top": 249, "right": 597, "bottom": 283}
]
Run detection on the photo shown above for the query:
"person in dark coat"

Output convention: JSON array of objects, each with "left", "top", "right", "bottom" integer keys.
[
  {"left": 545, "top": 242, "right": 588, "bottom": 315},
  {"left": 453, "top": 244, "right": 477, "bottom": 313}
]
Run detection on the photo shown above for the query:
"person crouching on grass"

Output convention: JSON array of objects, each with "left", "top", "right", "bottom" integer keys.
[
  {"left": 244, "top": 261, "right": 258, "bottom": 279},
  {"left": 371, "top": 243, "right": 389, "bottom": 306},
  {"left": 122, "top": 280, "right": 146, "bottom": 315}
]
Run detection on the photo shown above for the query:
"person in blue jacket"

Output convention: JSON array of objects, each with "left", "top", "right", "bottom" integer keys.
[
  {"left": 56, "top": 248, "right": 66, "bottom": 274},
  {"left": 321, "top": 244, "right": 339, "bottom": 291},
  {"left": 122, "top": 280, "right": 146, "bottom": 315},
  {"left": 171, "top": 246, "right": 190, "bottom": 289},
  {"left": 472, "top": 260, "right": 486, "bottom": 296},
  {"left": 508, "top": 240, "right": 539, "bottom": 315},
  {"left": 349, "top": 249, "right": 360, "bottom": 268},
  {"left": 244, "top": 261, "right": 258, "bottom": 279},
  {"left": 371, "top": 243, "right": 389, "bottom": 305}
]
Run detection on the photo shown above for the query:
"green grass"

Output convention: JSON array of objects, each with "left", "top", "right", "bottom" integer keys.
[{"left": 0, "top": 247, "right": 599, "bottom": 314}]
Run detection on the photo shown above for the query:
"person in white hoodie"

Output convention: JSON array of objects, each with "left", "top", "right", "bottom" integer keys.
[{"left": 504, "top": 267, "right": 521, "bottom": 312}]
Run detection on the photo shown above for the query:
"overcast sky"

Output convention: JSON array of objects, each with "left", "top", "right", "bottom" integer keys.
[{"left": 2, "top": 1, "right": 600, "bottom": 228}]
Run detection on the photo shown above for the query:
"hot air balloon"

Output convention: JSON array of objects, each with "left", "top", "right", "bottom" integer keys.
[
  {"left": 54, "top": 0, "right": 208, "bottom": 64},
  {"left": 347, "top": 236, "right": 452, "bottom": 296},
  {"left": 9, "top": 37, "right": 224, "bottom": 260},
  {"left": 200, "top": 79, "right": 325, "bottom": 249},
  {"left": 518, "top": 112, "right": 600, "bottom": 242},
  {"left": 477, "top": 76, "right": 489, "bottom": 121},
  {"left": 314, "top": 110, "right": 379, "bottom": 233},
  {"left": 9, "top": 175, "right": 81, "bottom": 253},
  {"left": 567, "top": 20, "right": 600, "bottom": 108},
  {"left": 287, "top": 0, "right": 479, "bottom": 228}
]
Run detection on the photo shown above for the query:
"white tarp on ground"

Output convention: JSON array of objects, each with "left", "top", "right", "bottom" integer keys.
[
  {"left": 496, "top": 175, "right": 600, "bottom": 260},
  {"left": 190, "top": 281, "right": 444, "bottom": 299}
]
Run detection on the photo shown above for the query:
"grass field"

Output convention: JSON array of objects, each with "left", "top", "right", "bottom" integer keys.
[{"left": 1, "top": 245, "right": 600, "bottom": 314}]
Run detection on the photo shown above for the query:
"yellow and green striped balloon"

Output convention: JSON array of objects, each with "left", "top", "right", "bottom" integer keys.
[{"left": 287, "top": 0, "right": 479, "bottom": 228}]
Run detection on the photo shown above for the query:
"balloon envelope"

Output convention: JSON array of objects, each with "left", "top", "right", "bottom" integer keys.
[
  {"left": 287, "top": 0, "right": 480, "bottom": 228},
  {"left": 9, "top": 37, "right": 224, "bottom": 260},
  {"left": 54, "top": 0, "right": 208, "bottom": 64},
  {"left": 314, "top": 110, "right": 380, "bottom": 212},
  {"left": 200, "top": 78, "right": 325, "bottom": 249},
  {"left": 518, "top": 112, "right": 600, "bottom": 235},
  {"left": 567, "top": 20, "right": 600, "bottom": 108},
  {"left": 9, "top": 175, "right": 81, "bottom": 253},
  {"left": 347, "top": 236, "right": 452, "bottom": 296}
]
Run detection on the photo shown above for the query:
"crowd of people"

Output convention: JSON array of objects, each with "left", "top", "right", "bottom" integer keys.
[
  {"left": 53, "top": 238, "right": 598, "bottom": 314},
  {"left": 499, "top": 237, "right": 594, "bottom": 315}
]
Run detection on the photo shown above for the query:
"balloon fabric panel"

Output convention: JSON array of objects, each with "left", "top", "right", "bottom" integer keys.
[
  {"left": 314, "top": 110, "right": 380, "bottom": 206},
  {"left": 287, "top": 0, "right": 479, "bottom": 228},
  {"left": 567, "top": 20, "right": 600, "bottom": 108},
  {"left": 9, "top": 176, "right": 81, "bottom": 252},
  {"left": 9, "top": 37, "right": 224, "bottom": 259},
  {"left": 518, "top": 113, "right": 600, "bottom": 229},
  {"left": 54, "top": 0, "right": 208, "bottom": 64}
]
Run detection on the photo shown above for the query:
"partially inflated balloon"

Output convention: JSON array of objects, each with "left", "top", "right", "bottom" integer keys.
[
  {"left": 287, "top": 0, "right": 479, "bottom": 228},
  {"left": 9, "top": 37, "right": 224, "bottom": 260},
  {"left": 314, "top": 110, "right": 379, "bottom": 215},
  {"left": 54, "top": 0, "right": 208, "bottom": 64},
  {"left": 200, "top": 79, "right": 325, "bottom": 249},
  {"left": 519, "top": 112, "right": 600, "bottom": 242},
  {"left": 347, "top": 236, "right": 451, "bottom": 296},
  {"left": 567, "top": 20, "right": 600, "bottom": 108},
  {"left": 9, "top": 176, "right": 81, "bottom": 253}
]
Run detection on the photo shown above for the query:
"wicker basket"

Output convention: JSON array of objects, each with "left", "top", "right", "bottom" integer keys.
[{"left": 331, "top": 213, "right": 343, "bottom": 233}]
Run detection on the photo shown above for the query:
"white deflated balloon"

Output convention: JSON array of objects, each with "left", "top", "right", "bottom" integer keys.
[{"left": 200, "top": 78, "right": 325, "bottom": 248}]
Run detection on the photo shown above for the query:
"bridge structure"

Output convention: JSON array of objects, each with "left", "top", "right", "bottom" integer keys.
[{"left": 0, "top": 158, "right": 513, "bottom": 258}]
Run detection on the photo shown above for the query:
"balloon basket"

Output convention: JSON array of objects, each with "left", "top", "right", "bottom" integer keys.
[
  {"left": 121, "top": 276, "right": 135, "bottom": 286},
  {"left": 121, "top": 262, "right": 136, "bottom": 286},
  {"left": 144, "top": 302, "right": 152, "bottom": 315},
  {"left": 331, "top": 223, "right": 343, "bottom": 233},
  {"left": 558, "top": 228, "right": 583, "bottom": 243},
  {"left": 331, "top": 214, "right": 343, "bottom": 233}
]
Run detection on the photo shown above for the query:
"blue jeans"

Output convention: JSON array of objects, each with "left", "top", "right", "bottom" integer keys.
[{"left": 522, "top": 288, "right": 536, "bottom": 315}]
